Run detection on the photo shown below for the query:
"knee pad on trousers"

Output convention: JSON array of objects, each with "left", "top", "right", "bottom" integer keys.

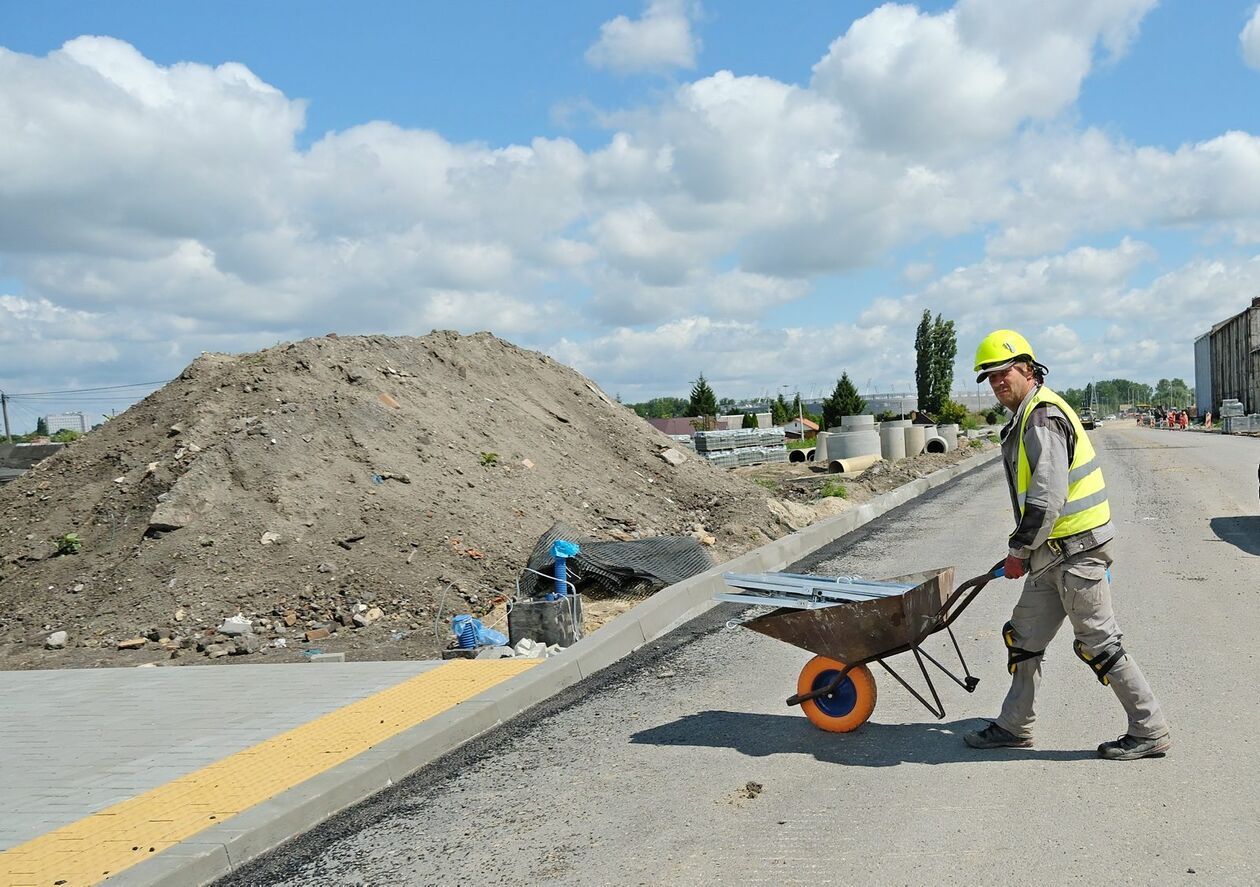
[
  {"left": 1074, "top": 639, "right": 1125, "bottom": 685},
  {"left": 1003, "top": 621, "right": 1044, "bottom": 674}
]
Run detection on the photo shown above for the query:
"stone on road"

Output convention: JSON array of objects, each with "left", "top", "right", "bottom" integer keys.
[{"left": 223, "top": 425, "right": 1259, "bottom": 886}]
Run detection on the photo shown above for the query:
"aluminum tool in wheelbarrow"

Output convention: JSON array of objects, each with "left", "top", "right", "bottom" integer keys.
[{"left": 718, "top": 562, "right": 1004, "bottom": 732}]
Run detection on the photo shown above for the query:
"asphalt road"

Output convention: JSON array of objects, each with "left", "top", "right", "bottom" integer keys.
[{"left": 223, "top": 424, "right": 1260, "bottom": 887}]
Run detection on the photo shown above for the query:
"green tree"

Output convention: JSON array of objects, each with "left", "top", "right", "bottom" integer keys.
[
  {"left": 822, "top": 373, "right": 866, "bottom": 428},
  {"left": 914, "top": 310, "right": 933, "bottom": 416},
  {"left": 50, "top": 429, "right": 81, "bottom": 443},
  {"left": 771, "top": 391, "right": 791, "bottom": 425},
  {"left": 741, "top": 412, "right": 759, "bottom": 429},
  {"left": 929, "top": 313, "right": 957, "bottom": 415},
  {"left": 937, "top": 401, "right": 968, "bottom": 425},
  {"left": 913, "top": 310, "right": 957, "bottom": 416},
  {"left": 688, "top": 373, "right": 719, "bottom": 428},
  {"left": 35, "top": 416, "right": 48, "bottom": 437},
  {"left": 1152, "top": 378, "right": 1192, "bottom": 408},
  {"left": 629, "top": 396, "right": 691, "bottom": 419}
]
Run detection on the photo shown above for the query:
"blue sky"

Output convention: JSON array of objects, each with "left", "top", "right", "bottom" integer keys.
[{"left": 3, "top": 0, "right": 1260, "bottom": 430}]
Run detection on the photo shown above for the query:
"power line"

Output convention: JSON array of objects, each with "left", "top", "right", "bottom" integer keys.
[{"left": 5, "top": 380, "right": 169, "bottom": 398}]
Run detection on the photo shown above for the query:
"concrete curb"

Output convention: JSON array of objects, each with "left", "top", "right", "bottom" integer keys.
[{"left": 107, "top": 447, "right": 1000, "bottom": 886}]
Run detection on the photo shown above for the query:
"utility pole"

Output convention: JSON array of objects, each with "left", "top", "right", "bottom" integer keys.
[{"left": 1, "top": 390, "right": 11, "bottom": 443}]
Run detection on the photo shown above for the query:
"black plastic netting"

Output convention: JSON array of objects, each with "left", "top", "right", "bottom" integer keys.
[{"left": 517, "top": 521, "right": 713, "bottom": 600}]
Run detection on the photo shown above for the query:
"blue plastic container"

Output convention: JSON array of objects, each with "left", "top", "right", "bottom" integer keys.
[{"left": 452, "top": 615, "right": 478, "bottom": 649}]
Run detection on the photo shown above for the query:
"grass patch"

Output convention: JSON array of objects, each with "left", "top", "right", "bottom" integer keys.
[
  {"left": 753, "top": 477, "right": 778, "bottom": 491},
  {"left": 820, "top": 481, "right": 848, "bottom": 499},
  {"left": 479, "top": 452, "right": 499, "bottom": 466},
  {"left": 53, "top": 533, "right": 82, "bottom": 555}
]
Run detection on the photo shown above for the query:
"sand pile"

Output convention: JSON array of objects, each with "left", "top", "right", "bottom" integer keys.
[{"left": 0, "top": 332, "right": 784, "bottom": 667}]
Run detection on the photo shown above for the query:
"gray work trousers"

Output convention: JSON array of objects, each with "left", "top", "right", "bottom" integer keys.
[{"left": 995, "top": 542, "right": 1169, "bottom": 740}]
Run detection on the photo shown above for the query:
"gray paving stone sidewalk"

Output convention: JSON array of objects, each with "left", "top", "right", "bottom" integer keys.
[{"left": 0, "top": 661, "right": 438, "bottom": 851}]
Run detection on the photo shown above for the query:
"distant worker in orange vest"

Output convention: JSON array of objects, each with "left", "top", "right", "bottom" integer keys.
[{"left": 1179, "top": 411, "right": 1188, "bottom": 430}]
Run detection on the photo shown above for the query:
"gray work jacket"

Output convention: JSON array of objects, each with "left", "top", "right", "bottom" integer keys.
[{"left": 999, "top": 385, "right": 1114, "bottom": 560}]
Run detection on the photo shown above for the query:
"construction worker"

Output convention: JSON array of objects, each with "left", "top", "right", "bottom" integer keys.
[{"left": 964, "top": 330, "right": 1171, "bottom": 760}]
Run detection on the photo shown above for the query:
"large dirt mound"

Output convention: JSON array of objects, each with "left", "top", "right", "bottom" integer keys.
[{"left": 0, "top": 332, "right": 783, "bottom": 667}]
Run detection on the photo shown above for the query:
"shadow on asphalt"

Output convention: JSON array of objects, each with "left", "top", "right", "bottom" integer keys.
[
  {"left": 630, "top": 710, "right": 1097, "bottom": 765},
  {"left": 1209, "top": 516, "right": 1260, "bottom": 556}
]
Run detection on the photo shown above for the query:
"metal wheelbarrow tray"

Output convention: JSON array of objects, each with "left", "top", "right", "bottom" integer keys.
[{"left": 719, "top": 564, "right": 1000, "bottom": 732}]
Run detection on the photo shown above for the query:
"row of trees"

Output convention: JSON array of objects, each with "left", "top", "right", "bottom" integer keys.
[
  {"left": 1059, "top": 377, "right": 1192, "bottom": 413},
  {"left": 631, "top": 310, "right": 1194, "bottom": 429}
]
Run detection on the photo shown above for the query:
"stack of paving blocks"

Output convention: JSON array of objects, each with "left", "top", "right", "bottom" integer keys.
[{"left": 694, "top": 428, "right": 788, "bottom": 467}]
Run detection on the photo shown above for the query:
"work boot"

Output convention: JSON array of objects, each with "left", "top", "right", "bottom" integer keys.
[
  {"left": 963, "top": 721, "right": 1032, "bottom": 749},
  {"left": 1097, "top": 733, "right": 1172, "bottom": 760}
]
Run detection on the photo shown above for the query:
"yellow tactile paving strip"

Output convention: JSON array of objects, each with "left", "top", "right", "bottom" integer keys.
[{"left": 0, "top": 659, "right": 537, "bottom": 887}]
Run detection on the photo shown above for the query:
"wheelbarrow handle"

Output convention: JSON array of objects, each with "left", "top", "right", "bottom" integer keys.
[{"left": 937, "top": 559, "right": 1009, "bottom": 629}]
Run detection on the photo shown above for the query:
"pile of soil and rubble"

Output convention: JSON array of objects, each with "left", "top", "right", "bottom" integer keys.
[{"left": 0, "top": 332, "right": 793, "bottom": 669}]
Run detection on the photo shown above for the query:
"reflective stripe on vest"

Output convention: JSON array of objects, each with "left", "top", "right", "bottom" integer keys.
[{"left": 1015, "top": 386, "right": 1110, "bottom": 538}]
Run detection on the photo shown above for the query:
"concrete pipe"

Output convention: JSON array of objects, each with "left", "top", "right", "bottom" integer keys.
[
  {"left": 903, "top": 424, "right": 926, "bottom": 457},
  {"left": 828, "top": 453, "right": 884, "bottom": 474},
  {"left": 840, "top": 414, "right": 875, "bottom": 428},
  {"left": 789, "top": 448, "right": 807, "bottom": 463},
  {"left": 925, "top": 436, "right": 951, "bottom": 454},
  {"left": 938, "top": 424, "right": 959, "bottom": 449},
  {"left": 814, "top": 431, "right": 833, "bottom": 463},
  {"left": 879, "top": 424, "right": 906, "bottom": 462},
  {"left": 829, "top": 430, "right": 881, "bottom": 459},
  {"left": 806, "top": 447, "right": 816, "bottom": 462}
]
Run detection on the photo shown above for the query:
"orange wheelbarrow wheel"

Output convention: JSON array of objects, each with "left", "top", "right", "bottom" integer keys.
[{"left": 796, "top": 655, "right": 877, "bottom": 733}]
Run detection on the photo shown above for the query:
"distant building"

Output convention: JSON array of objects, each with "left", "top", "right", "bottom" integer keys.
[
  {"left": 783, "top": 417, "right": 820, "bottom": 440},
  {"left": 717, "top": 412, "right": 772, "bottom": 430},
  {"left": 649, "top": 412, "right": 774, "bottom": 436},
  {"left": 1196, "top": 297, "right": 1260, "bottom": 415},
  {"left": 1194, "top": 333, "right": 1212, "bottom": 416},
  {"left": 45, "top": 412, "right": 89, "bottom": 434},
  {"left": 647, "top": 417, "right": 703, "bottom": 436}
]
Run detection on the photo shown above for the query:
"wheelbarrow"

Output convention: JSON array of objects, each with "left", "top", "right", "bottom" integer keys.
[{"left": 718, "top": 562, "right": 1004, "bottom": 732}]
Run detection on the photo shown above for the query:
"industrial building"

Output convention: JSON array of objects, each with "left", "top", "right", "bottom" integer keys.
[
  {"left": 1195, "top": 297, "right": 1260, "bottom": 416},
  {"left": 45, "top": 412, "right": 89, "bottom": 434}
]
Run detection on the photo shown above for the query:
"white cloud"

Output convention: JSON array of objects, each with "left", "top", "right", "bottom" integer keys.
[
  {"left": 873, "top": 239, "right": 1156, "bottom": 337},
  {"left": 550, "top": 314, "right": 902, "bottom": 401},
  {"left": 4, "top": 1, "right": 1259, "bottom": 406},
  {"left": 900, "top": 262, "right": 936, "bottom": 285},
  {"left": 811, "top": 0, "right": 1155, "bottom": 155},
  {"left": 585, "top": 0, "right": 700, "bottom": 74},
  {"left": 585, "top": 268, "right": 808, "bottom": 326},
  {"left": 877, "top": 244, "right": 1260, "bottom": 388},
  {"left": 1242, "top": 7, "right": 1260, "bottom": 70},
  {"left": 989, "top": 128, "right": 1260, "bottom": 256}
]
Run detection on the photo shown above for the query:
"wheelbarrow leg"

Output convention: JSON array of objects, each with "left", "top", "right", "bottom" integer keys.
[{"left": 876, "top": 648, "right": 948, "bottom": 719}]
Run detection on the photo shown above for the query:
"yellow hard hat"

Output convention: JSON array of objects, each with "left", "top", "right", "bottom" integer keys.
[{"left": 973, "top": 330, "right": 1043, "bottom": 382}]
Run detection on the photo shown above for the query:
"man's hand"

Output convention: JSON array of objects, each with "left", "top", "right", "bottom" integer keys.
[{"left": 1004, "top": 554, "right": 1027, "bottom": 580}]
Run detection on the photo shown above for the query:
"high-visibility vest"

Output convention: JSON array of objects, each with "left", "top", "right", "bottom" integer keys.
[{"left": 1015, "top": 386, "right": 1110, "bottom": 538}]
